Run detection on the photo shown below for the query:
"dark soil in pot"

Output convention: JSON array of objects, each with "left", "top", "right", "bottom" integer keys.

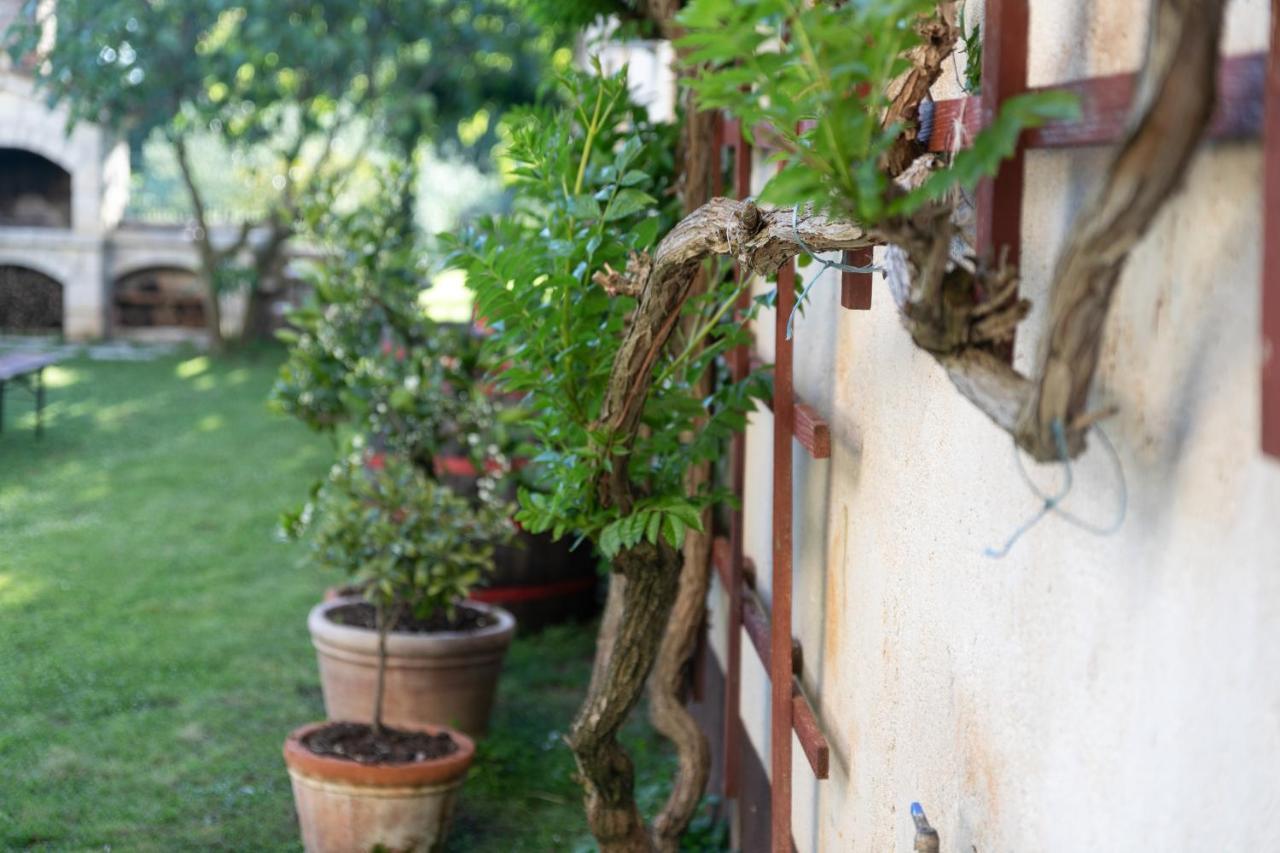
[
  {"left": 302, "top": 721, "right": 458, "bottom": 764},
  {"left": 325, "top": 600, "right": 494, "bottom": 633}
]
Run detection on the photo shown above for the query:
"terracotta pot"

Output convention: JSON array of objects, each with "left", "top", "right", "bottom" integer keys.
[
  {"left": 308, "top": 598, "right": 515, "bottom": 737},
  {"left": 283, "top": 721, "right": 474, "bottom": 853}
]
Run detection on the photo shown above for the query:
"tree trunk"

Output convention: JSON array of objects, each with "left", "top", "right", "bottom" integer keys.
[
  {"left": 647, "top": 458, "right": 713, "bottom": 851},
  {"left": 568, "top": 542, "right": 682, "bottom": 853},
  {"left": 196, "top": 262, "right": 224, "bottom": 354},
  {"left": 241, "top": 219, "right": 292, "bottom": 343},
  {"left": 172, "top": 133, "right": 251, "bottom": 355}
]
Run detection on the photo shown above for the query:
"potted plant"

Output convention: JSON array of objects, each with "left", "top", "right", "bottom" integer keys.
[
  {"left": 282, "top": 451, "right": 513, "bottom": 851},
  {"left": 286, "top": 448, "right": 516, "bottom": 737}
]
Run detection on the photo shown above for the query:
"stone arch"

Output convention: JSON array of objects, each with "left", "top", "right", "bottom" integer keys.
[
  {"left": 0, "top": 251, "right": 72, "bottom": 288},
  {"left": 0, "top": 263, "right": 63, "bottom": 332},
  {"left": 112, "top": 265, "right": 204, "bottom": 329},
  {"left": 0, "top": 108, "right": 80, "bottom": 177},
  {"left": 0, "top": 147, "right": 72, "bottom": 228},
  {"left": 108, "top": 250, "right": 200, "bottom": 284}
]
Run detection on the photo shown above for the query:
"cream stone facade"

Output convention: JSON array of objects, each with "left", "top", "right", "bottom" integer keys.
[
  {"left": 0, "top": 66, "right": 127, "bottom": 338},
  {"left": 0, "top": 1, "right": 281, "bottom": 340}
]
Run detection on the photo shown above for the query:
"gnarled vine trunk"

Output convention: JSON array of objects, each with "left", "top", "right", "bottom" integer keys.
[
  {"left": 648, "top": 71, "right": 721, "bottom": 850},
  {"left": 568, "top": 543, "right": 682, "bottom": 852}
]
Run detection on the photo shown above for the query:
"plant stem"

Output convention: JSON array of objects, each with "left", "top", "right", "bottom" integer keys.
[
  {"left": 653, "top": 270, "right": 747, "bottom": 388},
  {"left": 372, "top": 601, "right": 391, "bottom": 736},
  {"left": 781, "top": 0, "right": 855, "bottom": 192}
]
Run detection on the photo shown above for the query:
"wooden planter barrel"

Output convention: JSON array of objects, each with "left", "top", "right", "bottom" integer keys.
[{"left": 437, "top": 454, "right": 599, "bottom": 631}]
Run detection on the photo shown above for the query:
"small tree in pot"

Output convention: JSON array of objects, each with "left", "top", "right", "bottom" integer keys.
[
  {"left": 282, "top": 451, "right": 513, "bottom": 853},
  {"left": 285, "top": 447, "right": 517, "bottom": 737}
]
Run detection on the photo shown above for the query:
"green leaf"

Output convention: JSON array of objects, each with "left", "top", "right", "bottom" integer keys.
[
  {"left": 569, "top": 194, "right": 602, "bottom": 219},
  {"left": 604, "top": 188, "right": 657, "bottom": 221}
]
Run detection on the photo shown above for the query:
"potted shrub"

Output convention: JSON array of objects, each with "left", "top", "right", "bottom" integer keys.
[
  {"left": 282, "top": 451, "right": 511, "bottom": 850},
  {"left": 286, "top": 450, "right": 515, "bottom": 739}
]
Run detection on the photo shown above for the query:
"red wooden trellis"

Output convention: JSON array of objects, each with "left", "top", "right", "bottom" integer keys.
[{"left": 707, "top": 7, "right": 1279, "bottom": 851}]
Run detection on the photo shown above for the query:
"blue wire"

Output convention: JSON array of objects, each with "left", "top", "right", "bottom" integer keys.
[{"left": 985, "top": 419, "right": 1128, "bottom": 558}]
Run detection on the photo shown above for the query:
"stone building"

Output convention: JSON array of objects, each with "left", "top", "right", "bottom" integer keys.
[{"left": 0, "top": 0, "right": 283, "bottom": 341}]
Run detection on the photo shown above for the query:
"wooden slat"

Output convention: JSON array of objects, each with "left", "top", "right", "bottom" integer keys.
[
  {"left": 1265, "top": 8, "right": 1280, "bottom": 458},
  {"left": 741, "top": 588, "right": 803, "bottom": 677},
  {"left": 974, "top": 0, "right": 1028, "bottom": 267},
  {"left": 745, "top": 358, "right": 832, "bottom": 460},
  {"left": 741, "top": 591, "right": 771, "bottom": 672},
  {"left": 712, "top": 535, "right": 733, "bottom": 590},
  {"left": 929, "top": 53, "right": 1266, "bottom": 153},
  {"left": 793, "top": 403, "right": 831, "bottom": 459},
  {"left": 724, "top": 109, "right": 752, "bottom": 798},
  {"left": 791, "top": 681, "right": 830, "bottom": 780},
  {"left": 770, "top": 251, "right": 796, "bottom": 851},
  {"left": 712, "top": 535, "right": 755, "bottom": 590},
  {"left": 840, "top": 247, "right": 874, "bottom": 311}
]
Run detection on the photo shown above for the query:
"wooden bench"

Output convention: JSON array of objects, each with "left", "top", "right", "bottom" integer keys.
[{"left": 0, "top": 351, "right": 61, "bottom": 438}]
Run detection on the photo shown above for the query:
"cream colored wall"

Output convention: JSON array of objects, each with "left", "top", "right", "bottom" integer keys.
[{"left": 712, "top": 2, "right": 1280, "bottom": 850}]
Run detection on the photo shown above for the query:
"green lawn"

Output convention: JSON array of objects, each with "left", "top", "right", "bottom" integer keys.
[{"left": 0, "top": 349, "right": 678, "bottom": 851}]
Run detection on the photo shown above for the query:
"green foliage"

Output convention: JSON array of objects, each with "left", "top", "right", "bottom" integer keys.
[
  {"left": 958, "top": 2, "right": 983, "bottom": 95},
  {"left": 676, "top": 0, "right": 1079, "bottom": 225},
  {"left": 444, "top": 65, "right": 769, "bottom": 556},
  {"left": 271, "top": 163, "right": 528, "bottom": 486},
  {"left": 286, "top": 450, "right": 512, "bottom": 617},
  {"left": 4, "top": 0, "right": 558, "bottom": 156}
]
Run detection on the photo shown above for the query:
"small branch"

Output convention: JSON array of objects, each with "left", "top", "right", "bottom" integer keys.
[
  {"left": 881, "top": 3, "right": 959, "bottom": 177},
  {"left": 592, "top": 198, "right": 871, "bottom": 510}
]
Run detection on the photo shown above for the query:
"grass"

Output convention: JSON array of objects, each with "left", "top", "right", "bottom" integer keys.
[{"left": 0, "top": 348, "right": 682, "bottom": 851}]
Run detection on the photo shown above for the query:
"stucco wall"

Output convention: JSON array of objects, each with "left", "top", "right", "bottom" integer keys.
[{"left": 714, "top": 2, "right": 1280, "bottom": 850}]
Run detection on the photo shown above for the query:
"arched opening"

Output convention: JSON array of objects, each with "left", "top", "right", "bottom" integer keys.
[
  {"left": 0, "top": 148, "right": 72, "bottom": 229},
  {"left": 113, "top": 266, "right": 204, "bottom": 328},
  {"left": 0, "top": 265, "right": 63, "bottom": 332}
]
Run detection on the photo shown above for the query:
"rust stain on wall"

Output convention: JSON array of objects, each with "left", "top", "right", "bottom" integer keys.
[{"left": 955, "top": 695, "right": 1004, "bottom": 836}]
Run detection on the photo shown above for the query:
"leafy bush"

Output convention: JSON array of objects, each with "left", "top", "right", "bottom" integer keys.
[
  {"left": 443, "top": 65, "right": 769, "bottom": 555},
  {"left": 272, "top": 164, "right": 529, "bottom": 483},
  {"left": 290, "top": 450, "right": 513, "bottom": 619}
]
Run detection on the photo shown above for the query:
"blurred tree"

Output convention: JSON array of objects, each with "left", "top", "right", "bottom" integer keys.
[{"left": 5, "top": 0, "right": 558, "bottom": 348}]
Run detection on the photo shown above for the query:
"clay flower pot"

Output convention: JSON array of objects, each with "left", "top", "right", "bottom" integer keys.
[
  {"left": 283, "top": 721, "right": 474, "bottom": 853},
  {"left": 308, "top": 597, "right": 515, "bottom": 736}
]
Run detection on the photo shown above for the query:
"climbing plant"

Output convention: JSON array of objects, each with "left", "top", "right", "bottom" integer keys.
[
  {"left": 446, "top": 66, "right": 767, "bottom": 554},
  {"left": 450, "top": 0, "right": 1225, "bottom": 848}
]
